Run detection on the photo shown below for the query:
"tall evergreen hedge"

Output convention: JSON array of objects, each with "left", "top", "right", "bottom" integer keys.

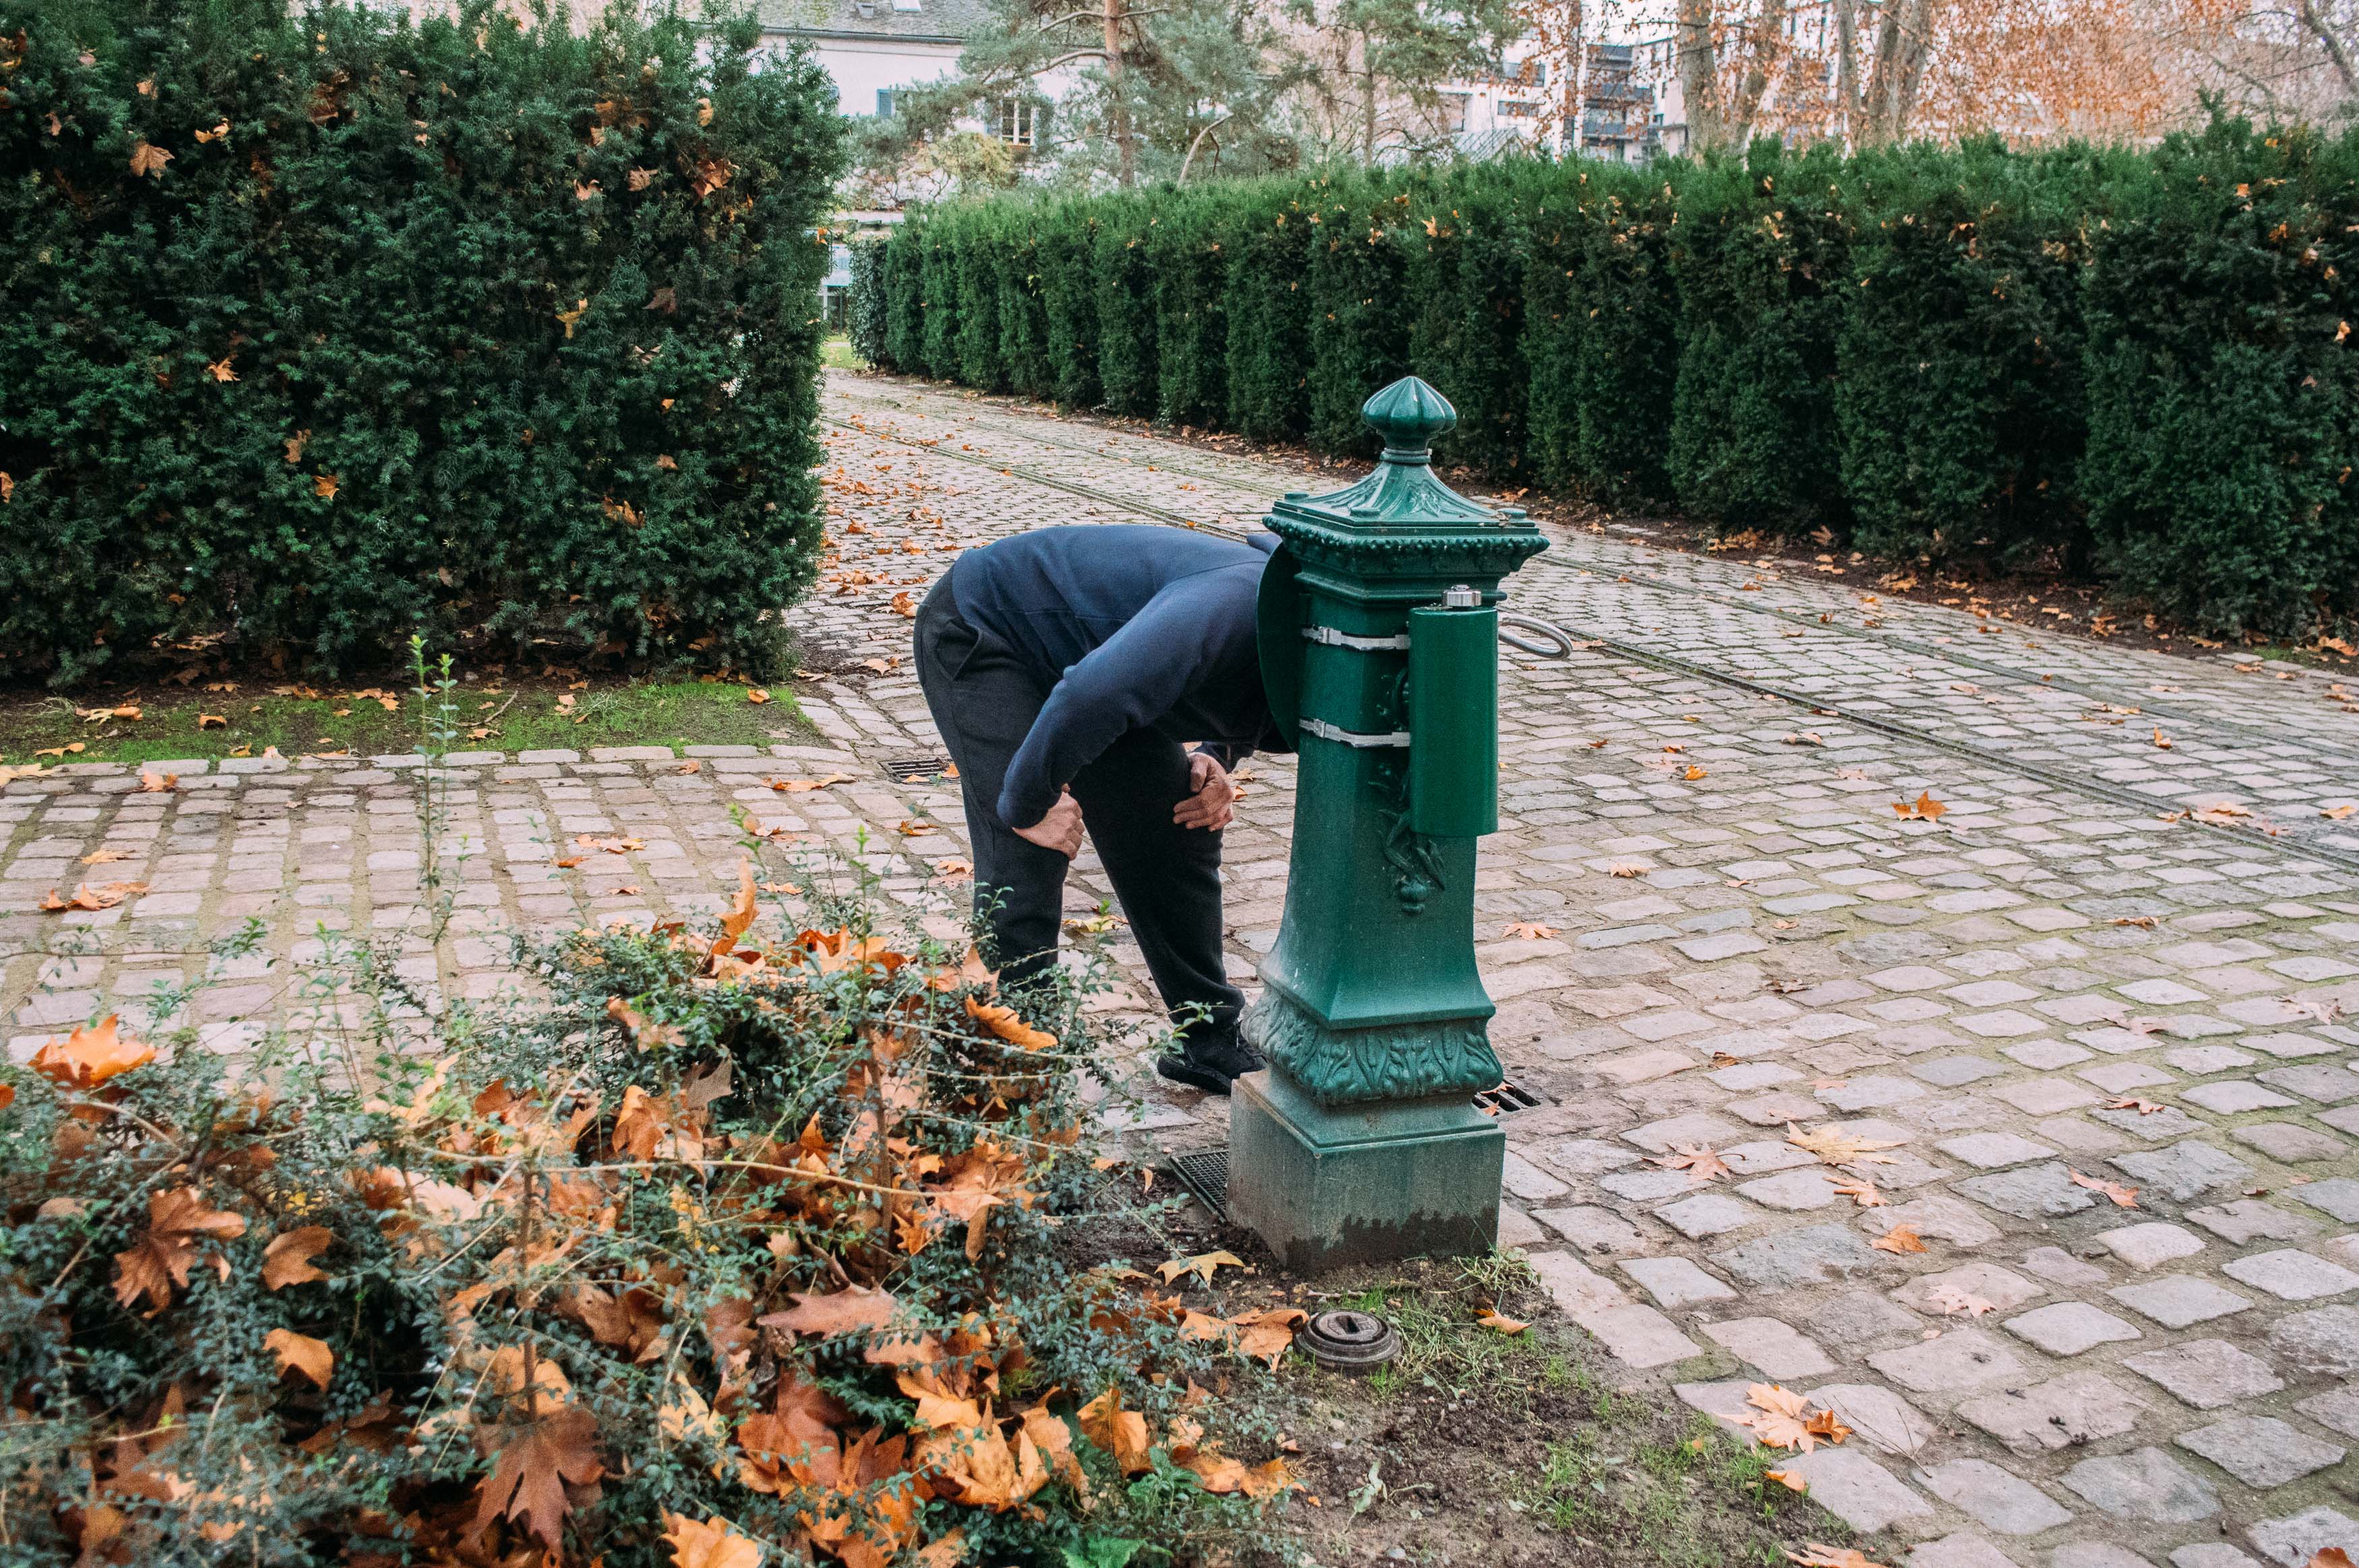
[
  {"left": 856, "top": 123, "right": 2359, "bottom": 639},
  {"left": 1, "top": 0, "right": 843, "bottom": 683}
]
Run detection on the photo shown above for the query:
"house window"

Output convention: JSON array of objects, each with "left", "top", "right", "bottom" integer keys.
[
  {"left": 998, "top": 99, "right": 1039, "bottom": 146},
  {"left": 876, "top": 88, "right": 896, "bottom": 117},
  {"left": 1517, "top": 57, "right": 1547, "bottom": 88},
  {"left": 1439, "top": 92, "right": 1469, "bottom": 133}
]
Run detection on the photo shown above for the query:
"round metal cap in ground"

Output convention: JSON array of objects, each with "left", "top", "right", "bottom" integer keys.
[{"left": 1299, "top": 1309, "right": 1401, "bottom": 1375}]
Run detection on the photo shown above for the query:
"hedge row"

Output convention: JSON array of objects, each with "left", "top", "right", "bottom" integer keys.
[
  {"left": 855, "top": 123, "right": 2359, "bottom": 639},
  {"left": 1, "top": 0, "right": 843, "bottom": 683}
]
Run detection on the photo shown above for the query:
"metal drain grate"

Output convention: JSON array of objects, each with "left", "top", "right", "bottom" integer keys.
[
  {"left": 1473, "top": 1077, "right": 1546, "bottom": 1117},
  {"left": 884, "top": 753, "right": 954, "bottom": 784},
  {"left": 1167, "top": 1147, "right": 1231, "bottom": 1220}
]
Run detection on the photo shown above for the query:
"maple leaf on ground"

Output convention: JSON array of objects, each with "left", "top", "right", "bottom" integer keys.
[
  {"left": 2069, "top": 1168, "right": 2140, "bottom": 1208},
  {"left": 661, "top": 1513, "right": 762, "bottom": 1568},
  {"left": 2308, "top": 1552, "right": 2354, "bottom": 1568},
  {"left": 265, "top": 1327, "right": 334, "bottom": 1388},
  {"left": 1077, "top": 1387, "right": 1152, "bottom": 1474},
  {"left": 1651, "top": 1143, "right": 1733, "bottom": 1184},
  {"left": 713, "top": 860, "right": 758, "bottom": 955},
  {"left": 1928, "top": 1284, "right": 1998, "bottom": 1318},
  {"left": 1871, "top": 1222, "right": 1928, "bottom": 1255},
  {"left": 1831, "top": 1177, "right": 1887, "bottom": 1208},
  {"left": 1789, "top": 1544, "right": 1889, "bottom": 1568},
  {"left": 933, "top": 857, "right": 973, "bottom": 882},
  {"left": 1606, "top": 861, "right": 1649, "bottom": 877},
  {"left": 2112, "top": 914, "right": 2157, "bottom": 928},
  {"left": 1476, "top": 1310, "right": 1529, "bottom": 1334},
  {"left": 766, "top": 773, "right": 852, "bottom": 792},
  {"left": 890, "top": 590, "right": 917, "bottom": 617},
  {"left": 1785, "top": 1122, "right": 1903, "bottom": 1168},
  {"left": 758, "top": 1286, "right": 898, "bottom": 1339},
  {"left": 1764, "top": 1468, "right": 1809, "bottom": 1492},
  {"left": 1725, "top": 1383, "right": 1818, "bottom": 1449},
  {"left": 31, "top": 1014, "right": 154, "bottom": 1088},
  {"left": 745, "top": 688, "right": 769, "bottom": 704},
  {"left": 1156, "top": 1249, "right": 1246, "bottom": 1288},
  {"left": 2107, "top": 1097, "right": 2164, "bottom": 1115},
  {"left": 1230, "top": 1307, "right": 1308, "bottom": 1367},
  {"left": 472, "top": 1406, "right": 604, "bottom": 1553},
  {"left": 113, "top": 1187, "right": 248, "bottom": 1312},
  {"left": 1502, "top": 920, "right": 1560, "bottom": 939},
  {"left": 262, "top": 1226, "right": 335, "bottom": 1289}
]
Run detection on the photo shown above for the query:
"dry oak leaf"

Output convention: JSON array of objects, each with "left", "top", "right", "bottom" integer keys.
[
  {"left": 758, "top": 1285, "right": 898, "bottom": 1339},
  {"left": 1652, "top": 1143, "right": 1733, "bottom": 1184},
  {"left": 472, "top": 1404, "right": 604, "bottom": 1553},
  {"left": 1476, "top": 1309, "right": 1529, "bottom": 1334},
  {"left": 2069, "top": 1168, "right": 2140, "bottom": 1208},
  {"left": 964, "top": 994, "right": 1056, "bottom": 1052},
  {"left": 1230, "top": 1307, "right": 1308, "bottom": 1367},
  {"left": 262, "top": 1226, "right": 335, "bottom": 1290},
  {"left": 32, "top": 1014, "right": 155, "bottom": 1088},
  {"left": 1503, "top": 921, "right": 1559, "bottom": 939},
  {"left": 662, "top": 1512, "right": 763, "bottom": 1568},
  {"left": 113, "top": 1187, "right": 248, "bottom": 1313},
  {"left": 1785, "top": 1122, "right": 1903, "bottom": 1168},
  {"left": 1871, "top": 1222, "right": 1928, "bottom": 1255},
  {"left": 1076, "top": 1387, "right": 1152, "bottom": 1475},
  {"left": 1790, "top": 1546, "right": 1889, "bottom": 1568},
  {"left": 129, "top": 139, "right": 172, "bottom": 177},
  {"left": 1157, "top": 1249, "right": 1246, "bottom": 1288},
  {"left": 265, "top": 1327, "right": 334, "bottom": 1389}
]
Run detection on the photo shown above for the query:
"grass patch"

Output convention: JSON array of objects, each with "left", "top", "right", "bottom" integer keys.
[
  {"left": 0, "top": 676, "right": 808, "bottom": 767},
  {"left": 1527, "top": 1420, "right": 1805, "bottom": 1568},
  {"left": 821, "top": 334, "right": 865, "bottom": 371}
]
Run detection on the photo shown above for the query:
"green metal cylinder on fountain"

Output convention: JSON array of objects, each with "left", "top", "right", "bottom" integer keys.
[{"left": 1229, "top": 375, "right": 1548, "bottom": 1272}]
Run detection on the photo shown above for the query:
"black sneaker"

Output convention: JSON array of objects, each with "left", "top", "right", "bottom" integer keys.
[{"left": 1154, "top": 1030, "right": 1263, "bottom": 1096}]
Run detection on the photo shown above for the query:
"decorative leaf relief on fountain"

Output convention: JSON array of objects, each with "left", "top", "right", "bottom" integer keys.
[{"left": 1246, "top": 989, "right": 1502, "bottom": 1106}]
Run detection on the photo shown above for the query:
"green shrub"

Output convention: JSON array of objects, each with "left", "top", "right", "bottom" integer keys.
[
  {"left": 921, "top": 223, "right": 964, "bottom": 381},
  {"left": 1153, "top": 192, "right": 1231, "bottom": 427},
  {"left": 884, "top": 215, "right": 927, "bottom": 371},
  {"left": 1095, "top": 197, "right": 1161, "bottom": 417},
  {"left": 1405, "top": 164, "right": 1541, "bottom": 480},
  {"left": 0, "top": 0, "right": 842, "bottom": 684},
  {"left": 1522, "top": 163, "right": 1679, "bottom": 506},
  {"left": 1222, "top": 185, "right": 1313, "bottom": 442},
  {"left": 2081, "top": 120, "right": 2359, "bottom": 635},
  {"left": 1667, "top": 140, "right": 1853, "bottom": 530},
  {"left": 1304, "top": 175, "right": 1412, "bottom": 454},
  {"left": 952, "top": 206, "right": 1008, "bottom": 393},
  {"left": 1040, "top": 203, "right": 1102, "bottom": 408},
  {"left": 1835, "top": 138, "right": 2108, "bottom": 564},
  {"left": 994, "top": 206, "right": 1053, "bottom": 400},
  {"left": 0, "top": 865, "right": 1281, "bottom": 1564},
  {"left": 848, "top": 234, "right": 892, "bottom": 368}
]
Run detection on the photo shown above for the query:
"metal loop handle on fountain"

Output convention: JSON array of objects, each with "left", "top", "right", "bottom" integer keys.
[{"left": 1498, "top": 612, "right": 1576, "bottom": 660}]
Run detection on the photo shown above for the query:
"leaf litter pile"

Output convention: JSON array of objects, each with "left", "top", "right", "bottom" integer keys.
[{"left": 0, "top": 871, "right": 1304, "bottom": 1566}]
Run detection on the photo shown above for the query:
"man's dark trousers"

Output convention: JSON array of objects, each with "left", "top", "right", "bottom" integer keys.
[{"left": 913, "top": 577, "right": 1244, "bottom": 1044}]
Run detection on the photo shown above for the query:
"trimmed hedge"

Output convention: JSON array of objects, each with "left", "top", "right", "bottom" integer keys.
[
  {"left": 1, "top": 0, "right": 844, "bottom": 684},
  {"left": 855, "top": 123, "right": 2359, "bottom": 639}
]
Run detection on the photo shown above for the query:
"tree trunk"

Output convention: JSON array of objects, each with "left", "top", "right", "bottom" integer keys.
[
  {"left": 1835, "top": 0, "right": 1862, "bottom": 148},
  {"left": 1104, "top": 0, "right": 1134, "bottom": 186},
  {"left": 1362, "top": 28, "right": 1379, "bottom": 164},
  {"left": 1726, "top": 0, "right": 1791, "bottom": 146},
  {"left": 2300, "top": 0, "right": 2359, "bottom": 102},
  {"left": 1676, "top": 0, "right": 1721, "bottom": 152}
]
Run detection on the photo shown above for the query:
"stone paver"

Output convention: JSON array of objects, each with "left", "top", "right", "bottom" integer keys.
[{"left": 14, "top": 371, "right": 2359, "bottom": 1568}]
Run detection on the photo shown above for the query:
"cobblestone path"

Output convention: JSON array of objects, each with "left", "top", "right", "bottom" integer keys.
[{"left": 9, "top": 369, "right": 2359, "bottom": 1568}]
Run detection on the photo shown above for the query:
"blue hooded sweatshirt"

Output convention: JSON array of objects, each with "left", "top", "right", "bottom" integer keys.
[{"left": 946, "top": 525, "right": 1287, "bottom": 829}]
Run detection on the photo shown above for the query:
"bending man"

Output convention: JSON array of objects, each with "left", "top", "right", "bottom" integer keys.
[{"left": 913, "top": 524, "right": 1288, "bottom": 1094}]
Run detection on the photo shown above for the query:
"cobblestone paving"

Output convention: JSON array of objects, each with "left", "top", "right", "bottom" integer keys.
[{"left": 10, "top": 369, "right": 2359, "bottom": 1567}]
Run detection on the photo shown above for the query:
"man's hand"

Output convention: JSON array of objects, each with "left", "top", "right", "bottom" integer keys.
[
  {"left": 1013, "top": 788, "right": 1084, "bottom": 858},
  {"left": 1174, "top": 751, "right": 1235, "bottom": 832}
]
